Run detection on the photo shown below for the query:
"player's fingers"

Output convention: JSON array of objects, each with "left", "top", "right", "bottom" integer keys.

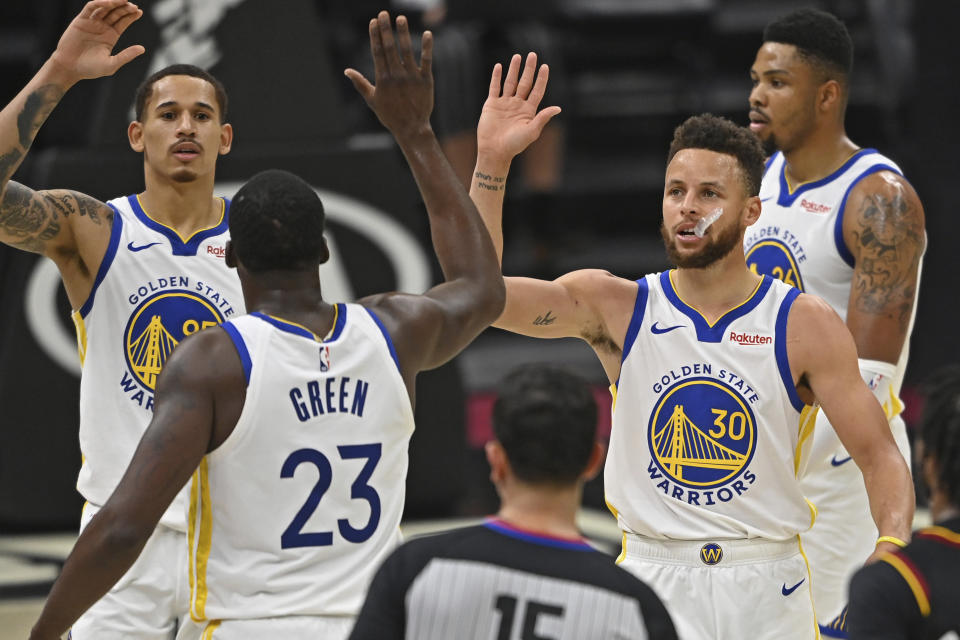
[
  {"left": 344, "top": 68, "right": 375, "bottom": 101},
  {"left": 109, "top": 44, "right": 145, "bottom": 72},
  {"left": 367, "top": 18, "right": 385, "bottom": 78},
  {"left": 419, "top": 30, "right": 433, "bottom": 78},
  {"left": 502, "top": 54, "right": 522, "bottom": 97},
  {"left": 111, "top": 7, "right": 143, "bottom": 35},
  {"left": 531, "top": 105, "right": 562, "bottom": 132},
  {"left": 81, "top": 0, "right": 125, "bottom": 20},
  {"left": 516, "top": 52, "right": 538, "bottom": 100},
  {"left": 396, "top": 15, "right": 417, "bottom": 70},
  {"left": 377, "top": 11, "right": 403, "bottom": 74},
  {"left": 488, "top": 63, "right": 503, "bottom": 99},
  {"left": 527, "top": 63, "right": 550, "bottom": 107},
  {"left": 102, "top": 2, "right": 136, "bottom": 26}
]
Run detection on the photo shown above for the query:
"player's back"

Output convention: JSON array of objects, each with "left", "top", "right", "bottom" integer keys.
[
  {"left": 350, "top": 520, "right": 677, "bottom": 639},
  {"left": 187, "top": 304, "right": 415, "bottom": 623}
]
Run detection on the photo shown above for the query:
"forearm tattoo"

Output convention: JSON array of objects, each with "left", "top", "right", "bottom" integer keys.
[
  {"left": 16, "top": 84, "right": 63, "bottom": 150},
  {"left": 474, "top": 171, "right": 506, "bottom": 192},
  {"left": 852, "top": 191, "right": 924, "bottom": 326},
  {"left": 0, "top": 184, "right": 111, "bottom": 254}
]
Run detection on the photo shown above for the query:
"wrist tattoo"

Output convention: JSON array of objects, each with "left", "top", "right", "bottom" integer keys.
[
  {"left": 474, "top": 170, "right": 506, "bottom": 192},
  {"left": 17, "top": 85, "right": 63, "bottom": 149}
]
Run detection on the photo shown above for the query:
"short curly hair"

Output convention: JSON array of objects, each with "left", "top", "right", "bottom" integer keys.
[
  {"left": 666, "top": 114, "right": 766, "bottom": 196},
  {"left": 228, "top": 170, "right": 326, "bottom": 273},
  {"left": 763, "top": 9, "right": 853, "bottom": 84}
]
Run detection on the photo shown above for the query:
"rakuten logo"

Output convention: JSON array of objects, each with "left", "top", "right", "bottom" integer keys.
[
  {"left": 729, "top": 331, "right": 772, "bottom": 345},
  {"left": 207, "top": 245, "right": 226, "bottom": 258},
  {"left": 800, "top": 198, "right": 831, "bottom": 214}
]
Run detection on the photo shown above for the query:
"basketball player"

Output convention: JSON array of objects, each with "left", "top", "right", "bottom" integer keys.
[
  {"left": 0, "top": 2, "right": 246, "bottom": 637},
  {"left": 350, "top": 364, "right": 677, "bottom": 640},
  {"left": 467, "top": 53, "right": 913, "bottom": 638},
  {"left": 847, "top": 366, "right": 960, "bottom": 639},
  {"left": 29, "top": 13, "right": 505, "bottom": 639},
  {"left": 745, "top": 9, "right": 926, "bottom": 632}
]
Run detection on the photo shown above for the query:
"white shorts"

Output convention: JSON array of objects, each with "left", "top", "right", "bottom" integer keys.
[
  {"left": 69, "top": 503, "right": 189, "bottom": 640},
  {"left": 175, "top": 615, "right": 356, "bottom": 640},
  {"left": 799, "top": 412, "right": 911, "bottom": 626},
  {"left": 617, "top": 533, "right": 819, "bottom": 640}
]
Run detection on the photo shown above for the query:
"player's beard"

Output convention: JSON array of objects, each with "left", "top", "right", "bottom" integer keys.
[{"left": 660, "top": 219, "right": 743, "bottom": 269}]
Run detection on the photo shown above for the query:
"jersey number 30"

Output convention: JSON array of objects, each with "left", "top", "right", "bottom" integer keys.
[{"left": 279, "top": 444, "right": 381, "bottom": 548}]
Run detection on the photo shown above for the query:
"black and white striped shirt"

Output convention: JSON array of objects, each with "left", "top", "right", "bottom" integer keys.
[{"left": 349, "top": 519, "right": 677, "bottom": 639}]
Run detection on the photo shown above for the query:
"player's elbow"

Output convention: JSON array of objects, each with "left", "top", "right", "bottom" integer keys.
[{"left": 98, "top": 512, "right": 152, "bottom": 556}]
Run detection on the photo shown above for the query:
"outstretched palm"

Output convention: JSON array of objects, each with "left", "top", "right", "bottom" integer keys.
[
  {"left": 477, "top": 53, "right": 562, "bottom": 160},
  {"left": 51, "top": 0, "right": 145, "bottom": 81}
]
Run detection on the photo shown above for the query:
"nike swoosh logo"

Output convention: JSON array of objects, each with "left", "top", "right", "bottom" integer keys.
[
  {"left": 781, "top": 578, "right": 805, "bottom": 596},
  {"left": 761, "top": 197, "right": 773, "bottom": 202},
  {"left": 651, "top": 322, "right": 685, "bottom": 335},
  {"left": 830, "top": 455, "right": 853, "bottom": 467},
  {"left": 128, "top": 241, "right": 161, "bottom": 252}
]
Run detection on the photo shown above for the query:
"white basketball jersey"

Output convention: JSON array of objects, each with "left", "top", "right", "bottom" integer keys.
[
  {"left": 744, "top": 149, "right": 919, "bottom": 401},
  {"left": 74, "top": 194, "right": 243, "bottom": 531},
  {"left": 605, "top": 271, "right": 817, "bottom": 541},
  {"left": 187, "top": 306, "right": 414, "bottom": 622}
]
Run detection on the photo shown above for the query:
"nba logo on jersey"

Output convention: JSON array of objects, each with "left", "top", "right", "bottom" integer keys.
[
  {"left": 646, "top": 375, "right": 758, "bottom": 506},
  {"left": 319, "top": 345, "right": 331, "bottom": 372}
]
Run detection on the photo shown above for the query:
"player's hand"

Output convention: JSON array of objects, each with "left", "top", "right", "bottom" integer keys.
[
  {"left": 344, "top": 12, "right": 434, "bottom": 142},
  {"left": 476, "top": 53, "right": 562, "bottom": 163},
  {"left": 48, "top": 0, "right": 145, "bottom": 84}
]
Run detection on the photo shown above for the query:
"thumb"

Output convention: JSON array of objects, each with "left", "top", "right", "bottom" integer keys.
[
  {"left": 344, "top": 69, "right": 375, "bottom": 102},
  {"left": 109, "top": 44, "right": 145, "bottom": 74},
  {"left": 530, "top": 106, "right": 562, "bottom": 132}
]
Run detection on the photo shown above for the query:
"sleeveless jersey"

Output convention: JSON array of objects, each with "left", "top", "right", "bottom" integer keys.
[
  {"left": 187, "top": 306, "right": 415, "bottom": 622},
  {"left": 605, "top": 271, "right": 817, "bottom": 540},
  {"left": 744, "top": 149, "right": 919, "bottom": 403},
  {"left": 74, "top": 194, "right": 243, "bottom": 531}
]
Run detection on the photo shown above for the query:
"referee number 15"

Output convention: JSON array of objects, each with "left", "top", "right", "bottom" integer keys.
[{"left": 494, "top": 594, "right": 565, "bottom": 640}]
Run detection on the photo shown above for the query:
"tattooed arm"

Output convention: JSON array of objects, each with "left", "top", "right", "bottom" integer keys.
[{"left": 842, "top": 171, "right": 926, "bottom": 364}]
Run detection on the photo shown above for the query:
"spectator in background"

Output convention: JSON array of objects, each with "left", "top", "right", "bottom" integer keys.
[
  {"left": 349, "top": 364, "right": 677, "bottom": 640},
  {"left": 847, "top": 366, "right": 960, "bottom": 639}
]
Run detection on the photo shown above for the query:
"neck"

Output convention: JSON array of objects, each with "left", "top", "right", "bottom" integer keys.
[
  {"left": 140, "top": 169, "right": 220, "bottom": 237},
  {"left": 781, "top": 126, "right": 859, "bottom": 185},
  {"left": 673, "top": 252, "right": 762, "bottom": 324},
  {"left": 242, "top": 270, "right": 331, "bottom": 325},
  {"left": 496, "top": 482, "right": 583, "bottom": 540}
]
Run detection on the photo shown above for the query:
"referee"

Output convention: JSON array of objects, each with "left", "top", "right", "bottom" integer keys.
[
  {"left": 348, "top": 364, "right": 677, "bottom": 639},
  {"left": 847, "top": 365, "right": 960, "bottom": 639}
]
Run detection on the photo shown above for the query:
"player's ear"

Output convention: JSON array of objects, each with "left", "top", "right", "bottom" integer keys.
[
  {"left": 128, "top": 120, "right": 144, "bottom": 152},
  {"left": 219, "top": 123, "right": 233, "bottom": 155},
  {"left": 743, "top": 195, "right": 762, "bottom": 227},
  {"left": 581, "top": 441, "right": 606, "bottom": 482},
  {"left": 818, "top": 79, "right": 842, "bottom": 115},
  {"left": 485, "top": 440, "right": 509, "bottom": 485},
  {"left": 224, "top": 240, "right": 237, "bottom": 269},
  {"left": 318, "top": 237, "right": 330, "bottom": 265}
]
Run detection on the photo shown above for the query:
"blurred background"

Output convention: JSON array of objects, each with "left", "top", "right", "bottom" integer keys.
[{"left": 0, "top": 0, "right": 956, "bottom": 624}]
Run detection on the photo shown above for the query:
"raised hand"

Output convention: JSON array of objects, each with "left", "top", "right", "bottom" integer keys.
[
  {"left": 49, "top": 0, "right": 145, "bottom": 84},
  {"left": 476, "top": 53, "right": 562, "bottom": 163},
  {"left": 344, "top": 12, "right": 434, "bottom": 141}
]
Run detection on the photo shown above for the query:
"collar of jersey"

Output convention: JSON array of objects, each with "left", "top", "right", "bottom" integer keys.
[
  {"left": 484, "top": 518, "right": 593, "bottom": 551},
  {"left": 128, "top": 194, "right": 229, "bottom": 256},
  {"left": 250, "top": 306, "right": 345, "bottom": 342},
  {"left": 776, "top": 148, "right": 876, "bottom": 206},
  {"left": 661, "top": 270, "right": 771, "bottom": 343}
]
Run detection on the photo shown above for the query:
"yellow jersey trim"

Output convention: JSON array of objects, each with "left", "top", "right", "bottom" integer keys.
[
  {"left": 667, "top": 270, "right": 764, "bottom": 329},
  {"left": 201, "top": 620, "right": 222, "bottom": 639},
  {"left": 793, "top": 405, "right": 818, "bottom": 476},
  {"left": 796, "top": 536, "right": 821, "bottom": 638},
  {"left": 135, "top": 194, "right": 226, "bottom": 244},
  {"left": 920, "top": 525, "right": 960, "bottom": 545},
  {"left": 615, "top": 531, "right": 627, "bottom": 565},
  {"left": 72, "top": 310, "right": 88, "bottom": 366},
  {"left": 880, "top": 553, "right": 931, "bottom": 616},
  {"left": 609, "top": 383, "right": 618, "bottom": 413},
  {"left": 189, "top": 458, "right": 214, "bottom": 621}
]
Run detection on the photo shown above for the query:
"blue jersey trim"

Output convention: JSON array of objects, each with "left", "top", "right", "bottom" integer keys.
[
  {"left": 220, "top": 321, "right": 252, "bottom": 385},
  {"left": 484, "top": 520, "right": 594, "bottom": 552},
  {"left": 833, "top": 164, "right": 902, "bottom": 268},
  {"left": 763, "top": 151, "right": 778, "bottom": 175},
  {"left": 819, "top": 625, "right": 849, "bottom": 639},
  {"left": 329, "top": 303, "right": 347, "bottom": 341},
  {"left": 78, "top": 204, "right": 124, "bottom": 318},
  {"left": 660, "top": 271, "right": 773, "bottom": 343},
  {"left": 364, "top": 307, "right": 401, "bottom": 372},
  {"left": 620, "top": 278, "right": 649, "bottom": 366},
  {"left": 127, "top": 194, "right": 229, "bottom": 257},
  {"left": 774, "top": 287, "right": 804, "bottom": 412},
  {"left": 776, "top": 149, "right": 877, "bottom": 207},
  {"left": 250, "top": 311, "right": 321, "bottom": 341}
]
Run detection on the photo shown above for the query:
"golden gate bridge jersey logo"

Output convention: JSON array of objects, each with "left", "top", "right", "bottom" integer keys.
[
  {"left": 746, "top": 239, "right": 805, "bottom": 292},
  {"left": 124, "top": 290, "right": 225, "bottom": 391},
  {"left": 648, "top": 377, "right": 757, "bottom": 490}
]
